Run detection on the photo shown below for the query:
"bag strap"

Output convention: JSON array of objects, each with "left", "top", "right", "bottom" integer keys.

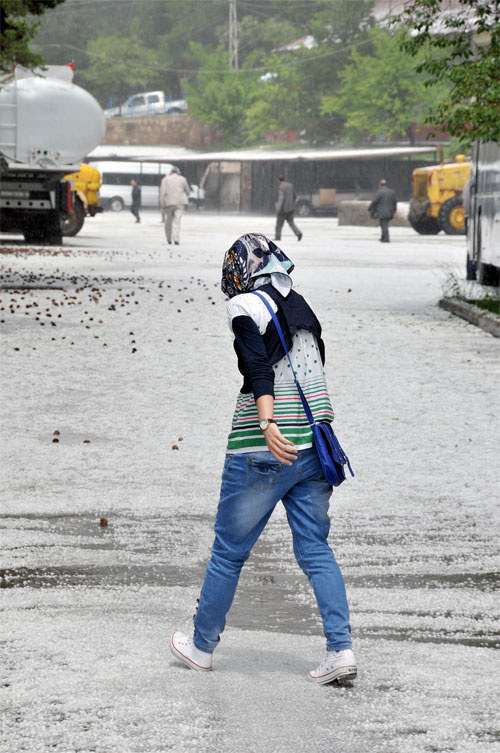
[
  {"left": 251, "top": 290, "right": 316, "bottom": 427},
  {"left": 252, "top": 290, "right": 354, "bottom": 478}
]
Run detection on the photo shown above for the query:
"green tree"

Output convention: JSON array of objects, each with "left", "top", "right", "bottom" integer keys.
[
  {"left": 244, "top": 54, "right": 310, "bottom": 143},
  {"left": 297, "top": 0, "right": 376, "bottom": 142},
  {"left": 79, "top": 28, "right": 159, "bottom": 106},
  {"left": 320, "top": 28, "right": 442, "bottom": 144},
  {"left": 309, "top": 0, "right": 375, "bottom": 46},
  {"left": 225, "top": 15, "right": 299, "bottom": 68},
  {"left": 32, "top": 0, "right": 127, "bottom": 78},
  {"left": 32, "top": 0, "right": 228, "bottom": 99},
  {"left": 140, "top": 0, "right": 227, "bottom": 96},
  {"left": 391, "top": 0, "right": 500, "bottom": 145},
  {"left": 244, "top": 0, "right": 376, "bottom": 144},
  {"left": 184, "top": 45, "right": 256, "bottom": 147},
  {"left": 0, "top": 0, "right": 66, "bottom": 72}
]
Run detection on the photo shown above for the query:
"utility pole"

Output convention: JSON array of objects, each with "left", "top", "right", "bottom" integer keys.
[{"left": 229, "top": 0, "right": 238, "bottom": 70}]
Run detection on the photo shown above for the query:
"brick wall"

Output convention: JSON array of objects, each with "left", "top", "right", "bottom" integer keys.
[{"left": 102, "top": 113, "right": 217, "bottom": 149}]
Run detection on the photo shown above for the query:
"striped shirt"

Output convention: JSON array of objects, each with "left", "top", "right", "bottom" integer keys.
[{"left": 226, "top": 291, "right": 334, "bottom": 453}]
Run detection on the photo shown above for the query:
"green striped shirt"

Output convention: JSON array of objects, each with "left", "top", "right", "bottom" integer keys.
[{"left": 227, "top": 329, "right": 334, "bottom": 453}]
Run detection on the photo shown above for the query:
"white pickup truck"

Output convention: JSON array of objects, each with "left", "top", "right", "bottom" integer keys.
[{"left": 105, "top": 90, "right": 187, "bottom": 119}]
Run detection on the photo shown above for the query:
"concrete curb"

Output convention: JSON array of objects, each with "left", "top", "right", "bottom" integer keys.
[
  {"left": 337, "top": 200, "right": 410, "bottom": 227},
  {"left": 439, "top": 297, "right": 500, "bottom": 338}
]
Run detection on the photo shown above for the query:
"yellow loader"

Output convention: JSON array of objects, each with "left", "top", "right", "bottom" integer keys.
[{"left": 408, "top": 154, "right": 470, "bottom": 235}]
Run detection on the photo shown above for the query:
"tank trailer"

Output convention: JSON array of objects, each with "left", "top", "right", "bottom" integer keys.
[{"left": 0, "top": 65, "right": 105, "bottom": 244}]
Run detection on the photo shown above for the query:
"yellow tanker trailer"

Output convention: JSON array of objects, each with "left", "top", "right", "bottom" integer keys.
[{"left": 408, "top": 154, "right": 470, "bottom": 235}]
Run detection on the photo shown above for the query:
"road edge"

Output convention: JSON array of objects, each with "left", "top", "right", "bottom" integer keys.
[{"left": 439, "top": 297, "right": 500, "bottom": 338}]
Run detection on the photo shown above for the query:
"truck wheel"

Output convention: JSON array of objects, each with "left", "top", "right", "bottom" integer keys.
[
  {"left": 109, "top": 196, "right": 124, "bottom": 212},
  {"left": 296, "top": 200, "right": 312, "bottom": 217},
  {"left": 408, "top": 216, "right": 441, "bottom": 234},
  {"left": 438, "top": 197, "right": 465, "bottom": 235},
  {"left": 61, "top": 197, "right": 85, "bottom": 236}
]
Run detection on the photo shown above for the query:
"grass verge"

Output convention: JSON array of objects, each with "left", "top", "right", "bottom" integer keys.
[{"left": 441, "top": 272, "right": 500, "bottom": 318}]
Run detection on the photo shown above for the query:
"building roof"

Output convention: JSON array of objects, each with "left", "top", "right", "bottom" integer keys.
[
  {"left": 176, "top": 146, "right": 439, "bottom": 162},
  {"left": 88, "top": 145, "right": 439, "bottom": 164}
]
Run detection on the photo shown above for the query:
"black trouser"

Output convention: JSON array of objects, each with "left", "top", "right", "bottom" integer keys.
[
  {"left": 379, "top": 218, "right": 390, "bottom": 242},
  {"left": 130, "top": 205, "right": 140, "bottom": 222},
  {"left": 275, "top": 211, "right": 301, "bottom": 240}
]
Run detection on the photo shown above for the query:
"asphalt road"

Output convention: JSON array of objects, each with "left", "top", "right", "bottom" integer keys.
[{"left": 1, "top": 211, "right": 499, "bottom": 753}]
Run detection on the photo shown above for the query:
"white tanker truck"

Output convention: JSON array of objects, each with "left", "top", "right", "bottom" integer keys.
[{"left": 0, "top": 64, "right": 105, "bottom": 245}]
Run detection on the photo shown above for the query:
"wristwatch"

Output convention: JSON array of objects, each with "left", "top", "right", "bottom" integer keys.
[{"left": 259, "top": 418, "right": 276, "bottom": 432}]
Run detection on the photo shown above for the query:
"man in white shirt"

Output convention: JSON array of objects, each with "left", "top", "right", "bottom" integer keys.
[{"left": 159, "top": 166, "right": 191, "bottom": 245}]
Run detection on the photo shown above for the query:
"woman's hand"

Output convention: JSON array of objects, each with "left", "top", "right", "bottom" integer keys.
[
  {"left": 264, "top": 423, "right": 298, "bottom": 465},
  {"left": 256, "top": 395, "right": 297, "bottom": 465}
]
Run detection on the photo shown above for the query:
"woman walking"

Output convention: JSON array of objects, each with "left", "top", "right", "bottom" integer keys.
[{"left": 171, "top": 233, "right": 356, "bottom": 685}]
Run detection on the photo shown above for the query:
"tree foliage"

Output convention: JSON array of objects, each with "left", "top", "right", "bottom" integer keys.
[
  {"left": 0, "top": 0, "right": 66, "bottom": 72},
  {"left": 24, "top": 0, "right": 490, "bottom": 148},
  {"left": 79, "top": 29, "right": 159, "bottom": 106},
  {"left": 391, "top": 0, "right": 500, "bottom": 145},
  {"left": 309, "top": 0, "right": 375, "bottom": 46},
  {"left": 225, "top": 15, "right": 298, "bottom": 69},
  {"left": 184, "top": 45, "right": 254, "bottom": 147},
  {"left": 243, "top": 0, "right": 377, "bottom": 145},
  {"left": 244, "top": 55, "right": 309, "bottom": 143},
  {"left": 320, "top": 28, "right": 441, "bottom": 144}
]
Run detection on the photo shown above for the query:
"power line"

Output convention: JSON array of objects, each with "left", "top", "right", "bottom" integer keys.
[
  {"left": 44, "top": 34, "right": 379, "bottom": 76},
  {"left": 41, "top": 4, "right": 409, "bottom": 76}
]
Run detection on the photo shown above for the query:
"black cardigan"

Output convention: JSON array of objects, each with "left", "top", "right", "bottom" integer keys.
[{"left": 231, "top": 284, "right": 325, "bottom": 398}]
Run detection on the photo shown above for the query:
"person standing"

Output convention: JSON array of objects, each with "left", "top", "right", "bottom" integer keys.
[
  {"left": 368, "top": 179, "right": 397, "bottom": 242},
  {"left": 160, "top": 166, "right": 190, "bottom": 245},
  {"left": 275, "top": 176, "right": 302, "bottom": 242},
  {"left": 130, "top": 179, "right": 141, "bottom": 223},
  {"left": 170, "top": 233, "right": 356, "bottom": 686}
]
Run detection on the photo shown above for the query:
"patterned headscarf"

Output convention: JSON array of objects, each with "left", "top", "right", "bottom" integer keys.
[{"left": 221, "top": 233, "right": 294, "bottom": 299}]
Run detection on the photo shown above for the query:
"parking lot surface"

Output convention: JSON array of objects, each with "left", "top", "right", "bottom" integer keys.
[{"left": 1, "top": 212, "right": 499, "bottom": 753}]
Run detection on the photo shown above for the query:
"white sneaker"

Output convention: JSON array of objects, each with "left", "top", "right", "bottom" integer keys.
[
  {"left": 170, "top": 631, "right": 213, "bottom": 672},
  {"left": 308, "top": 649, "right": 357, "bottom": 685}
]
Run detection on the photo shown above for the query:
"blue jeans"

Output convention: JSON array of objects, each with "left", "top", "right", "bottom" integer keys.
[{"left": 193, "top": 447, "right": 352, "bottom": 653}]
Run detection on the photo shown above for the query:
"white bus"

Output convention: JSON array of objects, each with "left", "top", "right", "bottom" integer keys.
[
  {"left": 88, "top": 161, "right": 204, "bottom": 212},
  {"left": 466, "top": 142, "right": 500, "bottom": 286}
]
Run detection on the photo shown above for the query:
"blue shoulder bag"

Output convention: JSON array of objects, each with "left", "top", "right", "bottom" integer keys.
[{"left": 252, "top": 291, "right": 354, "bottom": 487}]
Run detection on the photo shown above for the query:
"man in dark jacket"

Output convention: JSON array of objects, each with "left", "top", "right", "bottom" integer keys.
[
  {"left": 368, "top": 179, "right": 397, "bottom": 242},
  {"left": 130, "top": 179, "right": 141, "bottom": 223},
  {"left": 275, "top": 176, "right": 302, "bottom": 242}
]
